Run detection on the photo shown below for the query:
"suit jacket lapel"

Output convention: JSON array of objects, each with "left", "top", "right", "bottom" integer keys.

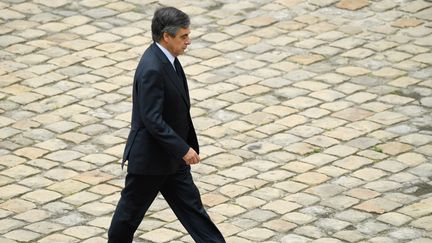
[{"left": 151, "top": 43, "right": 190, "bottom": 108}]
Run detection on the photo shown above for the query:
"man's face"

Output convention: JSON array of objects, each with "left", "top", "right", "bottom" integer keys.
[{"left": 165, "top": 27, "right": 191, "bottom": 57}]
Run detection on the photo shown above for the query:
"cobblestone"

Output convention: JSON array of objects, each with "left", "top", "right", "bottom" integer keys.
[{"left": 0, "top": 0, "right": 431, "bottom": 242}]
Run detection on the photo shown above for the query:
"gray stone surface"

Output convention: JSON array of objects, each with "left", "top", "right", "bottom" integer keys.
[{"left": 0, "top": 0, "right": 431, "bottom": 242}]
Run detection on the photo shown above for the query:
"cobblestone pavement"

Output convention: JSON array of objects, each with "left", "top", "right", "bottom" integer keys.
[{"left": 1, "top": 0, "right": 432, "bottom": 242}]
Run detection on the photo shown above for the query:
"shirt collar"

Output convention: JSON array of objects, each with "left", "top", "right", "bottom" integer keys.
[{"left": 155, "top": 42, "right": 175, "bottom": 67}]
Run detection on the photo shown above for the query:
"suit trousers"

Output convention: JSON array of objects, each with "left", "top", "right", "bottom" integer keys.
[{"left": 108, "top": 165, "right": 225, "bottom": 243}]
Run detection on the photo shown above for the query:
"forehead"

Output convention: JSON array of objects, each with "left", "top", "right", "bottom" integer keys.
[{"left": 176, "top": 27, "right": 190, "bottom": 36}]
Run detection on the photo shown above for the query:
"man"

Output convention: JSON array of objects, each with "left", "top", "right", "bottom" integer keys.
[{"left": 107, "top": 7, "right": 225, "bottom": 243}]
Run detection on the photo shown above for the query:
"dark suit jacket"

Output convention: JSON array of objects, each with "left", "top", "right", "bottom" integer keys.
[{"left": 122, "top": 43, "right": 199, "bottom": 175}]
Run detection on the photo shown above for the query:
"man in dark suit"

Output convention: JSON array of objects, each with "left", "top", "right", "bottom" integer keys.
[{"left": 107, "top": 7, "right": 225, "bottom": 243}]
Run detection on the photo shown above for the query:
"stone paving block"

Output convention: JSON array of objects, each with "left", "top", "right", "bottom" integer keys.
[
  {"left": 276, "top": 114, "right": 308, "bottom": 128},
  {"left": 369, "top": 130, "right": 398, "bottom": 142},
  {"left": 44, "top": 168, "right": 79, "bottom": 181},
  {"left": 14, "top": 208, "right": 51, "bottom": 223},
  {"left": 293, "top": 172, "right": 330, "bottom": 185},
  {"left": 0, "top": 127, "right": 23, "bottom": 140},
  {"left": 289, "top": 53, "right": 325, "bottom": 65},
  {"left": 219, "top": 166, "right": 258, "bottom": 180},
  {"left": 22, "top": 189, "right": 62, "bottom": 204},
  {"left": 364, "top": 180, "right": 402, "bottom": 192},
  {"left": 333, "top": 155, "right": 373, "bottom": 171},
  {"left": 300, "top": 108, "right": 330, "bottom": 119},
  {"left": 411, "top": 215, "right": 432, "bottom": 231},
  {"left": 335, "top": 209, "right": 372, "bottom": 224},
  {"left": 336, "top": 0, "right": 369, "bottom": 10},
  {"left": 264, "top": 218, "right": 297, "bottom": 233},
  {"left": 345, "top": 92, "right": 377, "bottom": 104},
  {"left": 81, "top": 237, "right": 106, "bottom": 243},
  {"left": 0, "top": 184, "right": 31, "bottom": 200},
  {"left": 238, "top": 228, "right": 275, "bottom": 242},
  {"left": 257, "top": 169, "right": 294, "bottom": 182},
  {"left": 13, "top": 147, "right": 48, "bottom": 160},
  {"left": 316, "top": 165, "right": 348, "bottom": 178},
  {"left": 321, "top": 195, "right": 359, "bottom": 210},
  {"left": 63, "top": 225, "right": 104, "bottom": 240},
  {"left": 282, "top": 161, "right": 315, "bottom": 173},
  {"left": 209, "top": 203, "right": 246, "bottom": 217},
  {"left": 78, "top": 202, "right": 115, "bottom": 216},
  {"left": 1, "top": 0, "right": 431, "bottom": 242},
  {"left": 396, "top": 152, "right": 427, "bottom": 167},
  {"left": 281, "top": 234, "right": 312, "bottom": 243},
  {"left": 377, "top": 142, "right": 412, "bottom": 156},
  {"left": 306, "top": 183, "right": 345, "bottom": 198},
  {"left": 242, "top": 208, "right": 277, "bottom": 223},
  {"left": 285, "top": 142, "right": 318, "bottom": 155},
  {"left": 357, "top": 220, "right": 390, "bottom": 235},
  {"left": 318, "top": 100, "right": 357, "bottom": 116},
  {"left": 377, "top": 212, "right": 413, "bottom": 226},
  {"left": 332, "top": 107, "right": 373, "bottom": 122},
  {"left": 311, "top": 117, "right": 347, "bottom": 130},
  {"left": 219, "top": 184, "right": 251, "bottom": 198},
  {"left": 399, "top": 133, "right": 432, "bottom": 146},
  {"left": 263, "top": 200, "right": 302, "bottom": 214},
  {"left": 1, "top": 194, "right": 34, "bottom": 212},
  {"left": 342, "top": 48, "right": 375, "bottom": 59},
  {"left": 24, "top": 159, "right": 57, "bottom": 170},
  {"left": 389, "top": 227, "right": 424, "bottom": 241},
  {"left": 309, "top": 89, "right": 345, "bottom": 102},
  {"left": 373, "top": 159, "right": 407, "bottom": 173},
  {"left": 294, "top": 225, "right": 326, "bottom": 239},
  {"left": 315, "top": 218, "right": 351, "bottom": 232},
  {"left": 226, "top": 102, "right": 264, "bottom": 115},
  {"left": 3, "top": 229, "right": 40, "bottom": 242},
  {"left": 388, "top": 172, "right": 418, "bottom": 185},
  {"left": 24, "top": 220, "right": 64, "bottom": 235},
  {"left": 290, "top": 125, "right": 324, "bottom": 138},
  {"left": 358, "top": 150, "right": 388, "bottom": 161},
  {"left": 200, "top": 193, "right": 229, "bottom": 207},
  {"left": 73, "top": 170, "right": 113, "bottom": 185},
  {"left": 0, "top": 164, "right": 40, "bottom": 179},
  {"left": 225, "top": 236, "right": 252, "bottom": 243},
  {"left": 333, "top": 230, "right": 366, "bottom": 242},
  {"left": 324, "top": 144, "right": 358, "bottom": 157},
  {"left": 324, "top": 127, "right": 364, "bottom": 141},
  {"left": 251, "top": 186, "right": 285, "bottom": 201},
  {"left": 47, "top": 179, "right": 89, "bottom": 195},
  {"left": 204, "top": 153, "right": 243, "bottom": 169},
  {"left": 352, "top": 168, "right": 387, "bottom": 181},
  {"left": 62, "top": 191, "right": 101, "bottom": 206},
  {"left": 355, "top": 197, "right": 403, "bottom": 214}
]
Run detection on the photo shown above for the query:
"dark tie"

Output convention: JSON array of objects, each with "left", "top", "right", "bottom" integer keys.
[
  {"left": 174, "top": 58, "right": 187, "bottom": 92},
  {"left": 174, "top": 58, "right": 182, "bottom": 78}
]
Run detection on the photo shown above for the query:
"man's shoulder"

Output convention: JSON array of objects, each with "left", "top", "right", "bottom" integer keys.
[
  {"left": 140, "top": 45, "right": 162, "bottom": 66},
  {"left": 138, "top": 46, "right": 162, "bottom": 68}
]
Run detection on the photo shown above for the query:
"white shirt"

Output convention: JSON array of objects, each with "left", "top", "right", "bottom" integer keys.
[{"left": 155, "top": 42, "right": 176, "bottom": 71}]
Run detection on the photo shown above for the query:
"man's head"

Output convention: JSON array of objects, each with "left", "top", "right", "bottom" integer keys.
[{"left": 152, "top": 7, "right": 191, "bottom": 57}]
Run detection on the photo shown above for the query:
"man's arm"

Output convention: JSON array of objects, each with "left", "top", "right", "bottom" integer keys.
[{"left": 136, "top": 68, "right": 190, "bottom": 160}]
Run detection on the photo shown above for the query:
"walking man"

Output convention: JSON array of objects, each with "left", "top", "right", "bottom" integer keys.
[{"left": 108, "top": 6, "right": 225, "bottom": 243}]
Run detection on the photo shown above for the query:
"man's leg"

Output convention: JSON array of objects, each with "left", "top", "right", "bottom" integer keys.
[
  {"left": 108, "top": 173, "right": 165, "bottom": 243},
  {"left": 161, "top": 165, "right": 225, "bottom": 243}
]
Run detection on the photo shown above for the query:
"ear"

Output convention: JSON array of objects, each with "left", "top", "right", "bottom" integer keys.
[{"left": 162, "top": 32, "right": 171, "bottom": 42}]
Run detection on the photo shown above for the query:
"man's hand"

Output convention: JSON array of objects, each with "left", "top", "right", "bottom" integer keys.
[{"left": 183, "top": 147, "right": 200, "bottom": 165}]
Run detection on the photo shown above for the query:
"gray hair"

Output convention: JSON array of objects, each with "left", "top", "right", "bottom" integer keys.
[{"left": 151, "top": 7, "right": 190, "bottom": 42}]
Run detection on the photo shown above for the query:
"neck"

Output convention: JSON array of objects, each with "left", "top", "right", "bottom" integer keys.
[{"left": 158, "top": 41, "right": 176, "bottom": 57}]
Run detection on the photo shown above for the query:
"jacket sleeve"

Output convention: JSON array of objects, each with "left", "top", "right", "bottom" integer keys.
[{"left": 136, "top": 68, "right": 190, "bottom": 159}]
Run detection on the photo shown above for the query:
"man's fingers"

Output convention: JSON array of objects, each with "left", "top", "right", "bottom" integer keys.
[{"left": 188, "top": 155, "right": 199, "bottom": 165}]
